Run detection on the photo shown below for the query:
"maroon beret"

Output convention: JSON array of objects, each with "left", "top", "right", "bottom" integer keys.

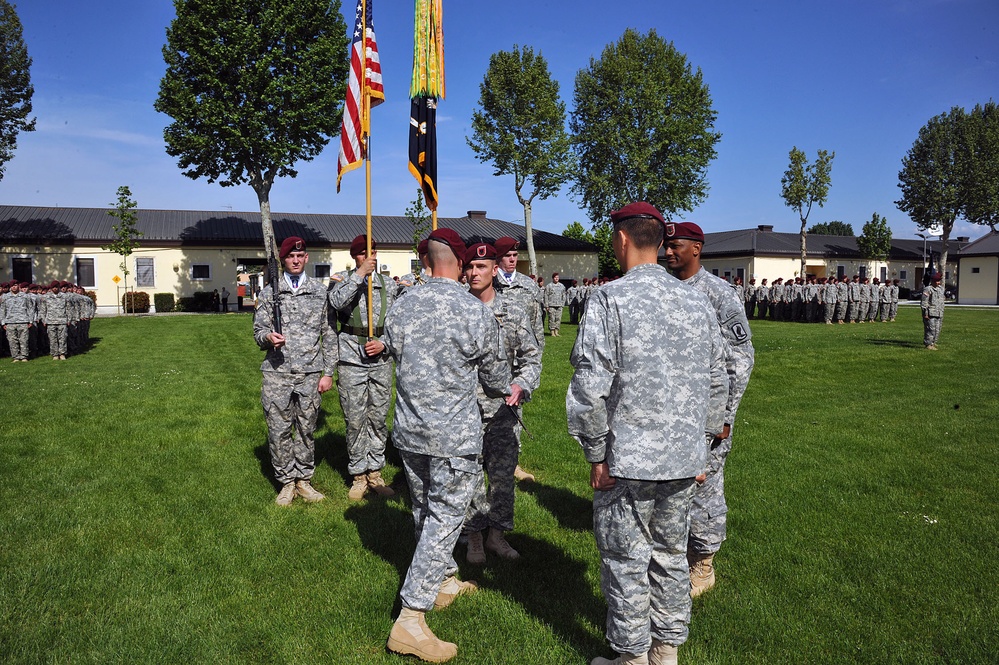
[
  {"left": 463, "top": 242, "right": 497, "bottom": 266},
  {"left": 664, "top": 221, "right": 705, "bottom": 244},
  {"left": 279, "top": 236, "right": 306, "bottom": 259},
  {"left": 931, "top": 272, "right": 942, "bottom": 281},
  {"left": 349, "top": 234, "right": 377, "bottom": 256},
  {"left": 610, "top": 202, "right": 665, "bottom": 226},
  {"left": 428, "top": 228, "right": 467, "bottom": 263},
  {"left": 417, "top": 239, "right": 429, "bottom": 255},
  {"left": 50, "top": 280, "right": 61, "bottom": 289},
  {"left": 493, "top": 236, "right": 519, "bottom": 256}
]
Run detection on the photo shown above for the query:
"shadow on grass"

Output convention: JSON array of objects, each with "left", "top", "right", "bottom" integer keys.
[
  {"left": 866, "top": 338, "right": 922, "bottom": 348},
  {"left": 518, "top": 481, "right": 593, "bottom": 532},
  {"left": 344, "top": 496, "right": 417, "bottom": 616}
]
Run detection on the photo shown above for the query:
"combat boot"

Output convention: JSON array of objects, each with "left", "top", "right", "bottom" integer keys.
[
  {"left": 366, "top": 470, "right": 395, "bottom": 497},
  {"left": 591, "top": 652, "right": 649, "bottom": 665},
  {"left": 434, "top": 575, "right": 478, "bottom": 610},
  {"left": 295, "top": 479, "right": 325, "bottom": 503},
  {"left": 649, "top": 640, "right": 678, "bottom": 665},
  {"left": 485, "top": 527, "right": 520, "bottom": 560},
  {"left": 347, "top": 474, "right": 369, "bottom": 501},
  {"left": 514, "top": 465, "right": 535, "bottom": 482},
  {"left": 689, "top": 552, "right": 715, "bottom": 598},
  {"left": 465, "top": 530, "right": 486, "bottom": 565},
  {"left": 275, "top": 482, "right": 296, "bottom": 507},
  {"left": 387, "top": 607, "right": 458, "bottom": 662}
]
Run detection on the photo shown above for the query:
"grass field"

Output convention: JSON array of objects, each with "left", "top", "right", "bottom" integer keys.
[{"left": 1, "top": 305, "right": 997, "bottom": 664}]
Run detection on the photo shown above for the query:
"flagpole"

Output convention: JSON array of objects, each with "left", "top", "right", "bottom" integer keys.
[{"left": 362, "top": 0, "right": 374, "bottom": 338}]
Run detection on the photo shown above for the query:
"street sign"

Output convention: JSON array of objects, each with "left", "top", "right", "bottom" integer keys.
[{"left": 112, "top": 275, "right": 121, "bottom": 284}]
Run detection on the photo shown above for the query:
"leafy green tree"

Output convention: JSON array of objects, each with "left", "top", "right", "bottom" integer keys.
[
  {"left": 103, "top": 186, "right": 143, "bottom": 315},
  {"left": 962, "top": 101, "right": 999, "bottom": 232},
  {"left": 807, "top": 220, "right": 853, "bottom": 236},
  {"left": 155, "top": 0, "right": 349, "bottom": 258},
  {"left": 405, "top": 190, "right": 432, "bottom": 256},
  {"left": 467, "top": 45, "right": 574, "bottom": 276},
  {"left": 570, "top": 28, "right": 720, "bottom": 225},
  {"left": 781, "top": 147, "right": 835, "bottom": 276},
  {"left": 0, "top": 0, "right": 34, "bottom": 181},
  {"left": 562, "top": 221, "right": 619, "bottom": 278},
  {"left": 857, "top": 212, "right": 892, "bottom": 263}
]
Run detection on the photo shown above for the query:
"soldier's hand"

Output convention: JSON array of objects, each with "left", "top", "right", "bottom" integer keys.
[
  {"left": 317, "top": 376, "right": 333, "bottom": 394},
  {"left": 590, "top": 461, "right": 616, "bottom": 491},
  {"left": 364, "top": 339, "right": 385, "bottom": 356},
  {"left": 506, "top": 383, "right": 524, "bottom": 406},
  {"left": 695, "top": 473, "right": 707, "bottom": 485},
  {"left": 356, "top": 255, "right": 377, "bottom": 277},
  {"left": 267, "top": 332, "right": 286, "bottom": 349},
  {"left": 713, "top": 424, "right": 731, "bottom": 444}
]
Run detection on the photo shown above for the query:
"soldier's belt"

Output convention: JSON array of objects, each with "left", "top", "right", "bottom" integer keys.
[{"left": 340, "top": 324, "right": 384, "bottom": 337}]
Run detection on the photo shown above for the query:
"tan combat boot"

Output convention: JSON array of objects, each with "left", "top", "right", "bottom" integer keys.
[
  {"left": 485, "top": 527, "right": 520, "bottom": 560},
  {"left": 689, "top": 552, "right": 716, "bottom": 598},
  {"left": 275, "top": 482, "right": 296, "bottom": 506},
  {"left": 434, "top": 575, "right": 478, "bottom": 610},
  {"left": 591, "top": 652, "right": 649, "bottom": 665},
  {"left": 514, "top": 465, "right": 535, "bottom": 482},
  {"left": 649, "top": 640, "right": 678, "bottom": 665},
  {"left": 347, "top": 474, "right": 369, "bottom": 501},
  {"left": 465, "top": 530, "right": 486, "bottom": 565},
  {"left": 295, "top": 479, "right": 325, "bottom": 503},
  {"left": 387, "top": 607, "right": 458, "bottom": 662},
  {"left": 366, "top": 470, "right": 395, "bottom": 497}
]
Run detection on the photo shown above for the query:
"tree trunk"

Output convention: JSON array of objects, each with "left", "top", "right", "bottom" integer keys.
[
  {"left": 522, "top": 199, "right": 538, "bottom": 277},
  {"left": 799, "top": 217, "right": 807, "bottom": 277},
  {"left": 252, "top": 173, "right": 277, "bottom": 283}
]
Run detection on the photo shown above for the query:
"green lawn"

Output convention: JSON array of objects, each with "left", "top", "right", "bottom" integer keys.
[{"left": 1, "top": 306, "right": 997, "bottom": 664}]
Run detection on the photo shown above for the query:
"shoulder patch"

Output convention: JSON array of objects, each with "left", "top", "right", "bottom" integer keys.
[
  {"left": 330, "top": 274, "right": 344, "bottom": 282},
  {"left": 730, "top": 321, "right": 749, "bottom": 342}
]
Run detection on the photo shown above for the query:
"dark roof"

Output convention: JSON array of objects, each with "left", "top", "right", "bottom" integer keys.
[
  {"left": 685, "top": 226, "right": 972, "bottom": 261},
  {"left": 0, "top": 206, "right": 597, "bottom": 253},
  {"left": 956, "top": 231, "right": 999, "bottom": 257}
]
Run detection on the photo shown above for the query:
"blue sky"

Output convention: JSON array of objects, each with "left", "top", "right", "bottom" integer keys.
[{"left": 3, "top": 0, "right": 997, "bottom": 241}]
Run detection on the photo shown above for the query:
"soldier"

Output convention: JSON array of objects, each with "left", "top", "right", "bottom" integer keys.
[
  {"left": 847, "top": 276, "right": 861, "bottom": 323},
  {"left": 835, "top": 275, "right": 849, "bottom": 324},
  {"left": 397, "top": 239, "right": 433, "bottom": 296},
  {"left": 41, "top": 282, "right": 69, "bottom": 360},
  {"left": 567, "top": 279, "right": 581, "bottom": 325},
  {"left": 868, "top": 279, "right": 882, "bottom": 322},
  {"left": 663, "top": 222, "right": 755, "bottom": 598},
  {"left": 568, "top": 203, "right": 726, "bottom": 665},
  {"left": 858, "top": 277, "right": 871, "bottom": 323},
  {"left": 755, "top": 278, "right": 769, "bottom": 320},
  {"left": 461, "top": 242, "right": 542, "bottom": 564},
  {"left": 383, "top": 228, "right": 514, "bottom": 663},
  {"left": 745, "top": 278, "right": 757, "bottom": 319},
  {"left": 822, "top": 277, "right": 838, "bottom": 324},
  {"left": 329, "top": 235, "right": 397, "bottom": 501},
  {"left": 252, "top": 236, "right": 337, "bottom": 506},
  {"left": 732, "top": 277, "right": 745, "bottom": 307},
  {"left": 1, "top": 281, "right": 36, "bottom": 361},
  {"left": 889, "top": 279, "right": 900, "bottom": 321},
  {"left": 543, "top": 272, "right": 567, "bottom": 335},
  {"left": 921, "top": 273, "right": 944, "bottom": 349},
  {"left": 878, "top": 277, "right": 892, "bottom": 322}
]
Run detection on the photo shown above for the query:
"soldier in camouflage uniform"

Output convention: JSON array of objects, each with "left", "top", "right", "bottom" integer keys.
[
  {"left": 878, "top": 277, "right": 892, "bottom": 322},
  {"left": 253, "top": 237, "right": 337, "bottom": 506},
  {"left": 868, "top": 279, "right": 882, "bottom": 322},
  {"left": 755, "top": 279, "right": 769, "bottom": 320},
  {"left": 822, "top": 277, "right": 838, "bottom": 324},
  {"left": 383, "top": 228, "right": 514, "bottom": 663},
  {"left": 846, "top": 275, "right": 860, "bottom": 323},
  {"left": 543, "top": 272, "right": 567, "bottom": 335},
  {"left": 396, "top": 239, "right": 432, "bottom": 296},
  {"left": 858, "top": 277, "right": 871, "bottom": 323},
  {"left": 329, "top": 235, "right": 397, "bottom": 501},
  {"left": 461, "top": 242, "right": 542, "bottom": 565},
  {"left": 41, "top": 282, "right": 70, "bottom": 359},
  {"left": 663, "top": 222, "right": 755, "bottom": 599},
  {"left": 834, "top": 275, "right": 849, "bottom": 324},
  {"left": 1, "top": 282, "right": 36, "bottom": 361},
  {"left": 744, "top": 278, "right": 757, "bottom": 319},
  {"left": 921, "top": 273, "right": 945, "bottom": 349},
  {"left": 568, "top": 204, "right": 727, "bottom": 665},
  {"left": 889, "top": 279, "right": 900, "bottom": 321}
]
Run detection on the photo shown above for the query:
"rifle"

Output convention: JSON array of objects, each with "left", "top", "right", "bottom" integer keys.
[{"left": 266, "top": 242, "right": 282, "bottom": 335}]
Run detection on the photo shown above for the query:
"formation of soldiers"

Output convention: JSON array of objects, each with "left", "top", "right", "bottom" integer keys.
[
  {"left": 740, "top": 275, "right": 903, "bottom": 324},
  {"left": 0, "top": 280, "right": 96, "bottom": 361}
]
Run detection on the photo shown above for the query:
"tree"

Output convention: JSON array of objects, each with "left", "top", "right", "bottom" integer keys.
[
  {"left": 405, "top": 189, "right": 432, "bottom": 255},
  {"left": 467, "top": 45, "right": 574, "bottom": 276},
  {"left": 570, "top": 28, "right": 720, "bottom": 225},
  {"left": 857, "top": 212, "right": 892, "bottom": 264},
  {"left": 155, "top": 0, "right": 349, "bottom": 260},
  {"left": 781, "top": 147, "right": 835, "bottom": 276},
  {"left": 0, "top": 0, "right": 35, "bottom": 182},
  {"left": 103, "top": 186, "right": 143, "bottom": 315},
  {"left": 807, "top": 220, "right": 853, "bottom": 236},
  {"left": 962, "top": 101, "right": 999, "bottom": 232},
  {"left": 562, "top": 221, "right": 619, "bottom": 278}
]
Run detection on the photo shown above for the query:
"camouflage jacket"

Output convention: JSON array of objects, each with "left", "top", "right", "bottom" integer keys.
[
  {"left": 822, "top": 283, "right": 838, "bottom": 303},
  {"left": 383, "top": 278, "right": 512, "bottom": 457},
  {"left": 567, "top": 263, "right": 727, "bottom": 481},
  {"left": 921, "top": 285, "right": 944, "bottom": 317},
  {"left": 41, "top": 292, "right": 70, "bottom": 324},
  {"left": 849, "top": 282, "right": 862, "bottom": 302},
  {"left": 836, "top": 281, "right": 849, "bottom": 302},
  {"left": 494, "top": 271, "right": 544, "bottom": 344},
  {"left": 543, "top": 281, "right": 566, "bottom": 307},
  {"left": 253, "top": 274, "right": 337, "bottom": 375},
  {"left": 478, "top": 291, "right": 543, "bottom": 420},
  {"left": 0, "top": 291, "right": 36, "bottom": 324},
  {"left": 328, "top": 269, "right": 396, "bottom": 366}
]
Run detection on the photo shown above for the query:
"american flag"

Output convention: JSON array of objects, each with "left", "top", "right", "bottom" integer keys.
[{"left": 337, "top": 0, "right": 384, "bottom": 191}]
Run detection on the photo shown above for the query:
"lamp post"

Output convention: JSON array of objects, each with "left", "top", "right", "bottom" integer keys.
[{"left": 916, "top": 232, "right": 929, "bottom": 270}]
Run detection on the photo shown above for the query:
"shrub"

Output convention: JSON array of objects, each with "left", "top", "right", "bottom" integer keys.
[
  {"left": 176, "top": 291, "right": 215, "bottom": 313},
  {"left": 122, "top": 291, "right": 150, "bottom": 313},
  {"left": 153, "top": 293, "right": 175, "bottom": 313}
]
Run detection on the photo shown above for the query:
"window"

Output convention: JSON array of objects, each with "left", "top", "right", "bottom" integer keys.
[
  {"left": 880, "top": 267, "right": 887, "bottom": 282},
  {"left": 945, "top": 271, "right": 950, "bottom": 280},
  {"left": 12, "top": 256, "right": 32, "bottom": 283},
  {"left": 711, "top": 268, "right": 719, "bottom": 276},
  {"left": 135, "top": 257, "right": 155, "bottom": 287},
  {"left": 972, "top": 267, "right": 981, "bottom": 274},
  {"left": 76, "top": 257, "right": 96, "bottom": 288},
  {"left": 410, "top": 259, "right": 420, "bottom": 273},
  {"left": 191, "top": 264, "right": 211, "bottom": 280},
  {"left": 859, "top": 266, "right": 867, "bottom": 279},
  {"left": 900, "top": 270, "right": 907, "bottom": 281},
  {"left": 314, "top": 264, "right": 331, "bottom": 280},
  {"left": 837, "top": 265, "right": 846, "bottom": 279},
  {"left": 737, "top": 268, "right": 745, "bottom": 281},
  {"left": 724, "top": 271, "right": 731, "bottom": 281}
]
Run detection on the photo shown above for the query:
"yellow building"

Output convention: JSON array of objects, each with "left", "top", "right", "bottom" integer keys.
[{"left": 956, "top": 231, "right": 999, "bottom": 305}]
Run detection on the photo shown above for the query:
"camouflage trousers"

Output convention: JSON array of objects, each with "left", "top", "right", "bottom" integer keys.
[
  {"left": 546, "top": 306, "right": 563, "bottom": 331},
  {"left": 923, "top": 316, "right": 942, "bottom": 347},
  {"left": 399, "top": 450, "right": 479, "bottom": 611},
  {"left": 823, "top": 302, "right": 836, "bottom": 323},
  {"left": 834, "top": 300, "right": 848, "bottom": 322},
  {"left": 889, "top": 302, "right": 899, "bottom": 320},
  {"left": 858, "top": 302, "right": 870, "bottom": 321},
  {"left": 465, "top": 406, "right": 521, "bottom": 533},
  {"left": 688, "top": 435, "right": 731, "bottom": 555},
  {"left": 594, "top": 477, "right": 696, "bottom": 655},
  {"left": 4, "top": 324, "right": 30, "bottom": 360},
  {"left": 47, "top": 324, "right": 67, "bottom": 356},
  {"left": 847, "top": 302, "right": 859, "bottom": 322},
  {"left": 867, "top": 302, "right": 879, "bottom": 322},
  {"left": 336, "top": 361, "right": 392, "bottom": 475},
  {"left": 261, "top": 371, "right": 323, "bottom": 485}
]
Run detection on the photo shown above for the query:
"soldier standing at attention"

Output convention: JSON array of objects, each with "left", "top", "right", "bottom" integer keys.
[
  {"left": 869, "top": 278, "right": 882, "bottom": 322},
  {"left": 822, "top": 277, "right": 838, "bottom": 324},
  {"left": 921, "top": 273, "right": 945, "bottom": 349},
  {"left": 1, "top": 281, "right": 36, "bottom": 362},
  {"left": 858, "top": 277, "right": 871, "bottom": 323},
  {"left": 253, "top": 237, "right": 337, "bottom": 506},
  {"left": 41, "top": 282, "right": 69, "bottom": 360},
  {"left": 755, "top": 278, "right": 769, "bottom": 320},
  {"left": 835, "top": 275, "right": 849, "bottom": 324},
  {"left": 744, "top": 278, "right": 757, "bottom": 319},
  {"left": 543, "top": 272, "right": 567, "bottom": 336},
  {"left": 889, "top": 278, "right": 900, "bottom": 321},
  {"left": 878, "top": 277, "right": 892, "bottom": 322},
  {"left": 847, "top": 275, "right": 861, "bottom": 323},
  {"left": 329, "top": 235, "right": 397, "bottom": 501},
  {"left": 568, "top": 203, "right": 726, "bottom": 665},
  {"left": 383, "top": 228, "right": 514, "bottom": 663},
  {"left": 663, "top": 222, "right": 755, "bottom": 598}
]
